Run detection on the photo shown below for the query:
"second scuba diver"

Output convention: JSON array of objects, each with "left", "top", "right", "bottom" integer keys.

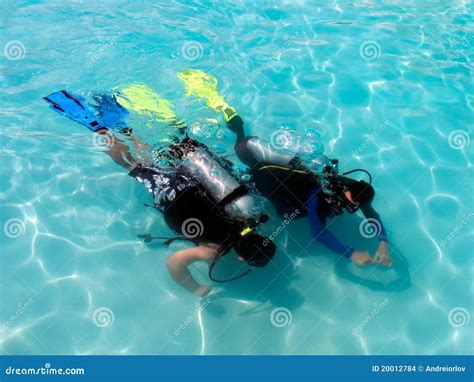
[{"left": 224, "top": 113, "right": 392, "bottom": 267}]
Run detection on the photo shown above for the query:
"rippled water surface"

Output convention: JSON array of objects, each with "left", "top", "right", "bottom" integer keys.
[{"left": 1, "top": 0, "right": 473, "bottom": 355}]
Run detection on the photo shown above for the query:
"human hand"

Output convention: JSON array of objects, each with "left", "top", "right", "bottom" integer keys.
[
  {"left": 351, "top": 250, "right": 374, "bottom": 267},
  {"left": 374, "top": 241, "right": 392, "bottom": 267}
]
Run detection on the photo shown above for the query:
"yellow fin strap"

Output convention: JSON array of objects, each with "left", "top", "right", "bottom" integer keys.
[
  {"left": 223, "top": 106, "right": 237, "bottom": 122},
  {"left": 240, "top": 227, "right": 253, "bottom": 237}
]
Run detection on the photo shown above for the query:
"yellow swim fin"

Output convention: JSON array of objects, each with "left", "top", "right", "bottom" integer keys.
[
  {"left": 115, "top": 84, "right": 184, "bottom": 129},
  {"left": 177, "top": 69, "right": 238, "bottom": 122}
]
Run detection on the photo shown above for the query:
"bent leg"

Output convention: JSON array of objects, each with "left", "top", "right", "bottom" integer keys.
[
  {"left": 226, "top": 118, "right": 295, "bottom": 169},
  {"left": 96, "top": 128, "right": 137, "bottom": 171}
]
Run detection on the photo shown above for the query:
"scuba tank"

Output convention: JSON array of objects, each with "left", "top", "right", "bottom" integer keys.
[
  {"left": 178, "top": 140, "right": 259, "bottom": 220},
  {"left": 138, "top": 138, "right": 272, "bottom": 284},
  {"left": 307, "top": 154, "right": 339, "bottom": 195},
  {"left": 255, "top": 150, "right": 371, "bottom": 216}
]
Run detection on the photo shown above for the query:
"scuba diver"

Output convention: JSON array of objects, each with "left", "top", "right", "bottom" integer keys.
[
  {"left": 177, "top": 69, "right": 392, "bottom": 268},
  {"left": 43, "top": 90, "right": 276, "bottom": 297}
]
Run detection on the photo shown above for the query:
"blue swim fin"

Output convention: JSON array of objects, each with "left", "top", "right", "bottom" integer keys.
[
  {"left": 44, "top": 90, "right": 106, "bottom": 132},
  {"left": 92, "top": 93, "right": 129, "bottom": 131}
]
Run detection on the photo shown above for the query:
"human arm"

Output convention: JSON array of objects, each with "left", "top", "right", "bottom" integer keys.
[
  {"left": 166, "top": 244, "right": 221, "bottom": 296},
  {"left": 360, "top": 203, "right": 388, "bottom": 242},
  {"left": 360, "top": 203, "right": 392, "bottom": 267},
  {"left": 95, "top": 128, "right": 137, "bottom": 171},
  {"left": 307, "top": 188, "right": 374, "bottom": 266}
]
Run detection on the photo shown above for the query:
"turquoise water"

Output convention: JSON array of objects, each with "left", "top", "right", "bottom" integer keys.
[{"left": 1, "top": 0, "right": 473, "bottom": 355}]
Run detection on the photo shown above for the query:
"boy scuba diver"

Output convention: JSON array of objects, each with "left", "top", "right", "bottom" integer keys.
[
  {"left": 177, "top": 69, "right": 392, "bottom": 268},
  {"left": 43, "top": 90, "right": 276, "bottom": 297}
]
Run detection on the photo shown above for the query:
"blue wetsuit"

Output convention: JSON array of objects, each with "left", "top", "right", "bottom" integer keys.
[
  {"left": 228, "top": 114, "right": 388, "bottom": 258},
  {"left": 307, "top": 187, "right": 387, "bottom": 258}
]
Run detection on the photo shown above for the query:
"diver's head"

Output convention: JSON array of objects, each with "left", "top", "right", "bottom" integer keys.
[
  {"left": 234, "top": 232, "right": 276, "bottom": 267},
  {"left": 345, "top": 180, "right": 374, "bottom": 205}
]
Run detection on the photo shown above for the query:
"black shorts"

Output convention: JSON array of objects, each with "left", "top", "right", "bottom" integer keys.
[
  {"left": 130, "top": 165, "right": 238, "bottom": 244},
  {"left": 128, "top": 165, "right": 194, "bottom": 208}
]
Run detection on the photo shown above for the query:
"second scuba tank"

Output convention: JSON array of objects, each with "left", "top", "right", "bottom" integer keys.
[{"left": 308, "top": 154, "right": 339, "bottom": 194}]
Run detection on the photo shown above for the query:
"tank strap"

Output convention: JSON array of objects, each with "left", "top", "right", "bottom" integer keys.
[
  {"left": 137, "top": 233, "right": 200, "bottom": 247},
  {"left": 256, "top": 165, "right": 308, "bottom": 174},
  {"left": 218, "top": 185, "right": 248, "bottom": 207}
]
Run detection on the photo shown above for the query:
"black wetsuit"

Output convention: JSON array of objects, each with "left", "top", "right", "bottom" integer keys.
[
  {"left": 229, "top": 116, "right": 321, "bottom": 217},
  {"left": 129, "top": 165, "right": 243, "bottom": 246},
  {"left": 227, "top": 115, "right": 388, "bottom": 258}
]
